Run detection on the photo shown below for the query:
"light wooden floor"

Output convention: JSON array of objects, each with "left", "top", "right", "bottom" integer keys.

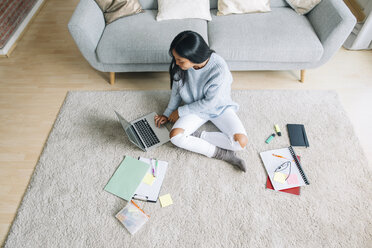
[{"left": 1, "top": 0, "right": 372, "bottom": 245}]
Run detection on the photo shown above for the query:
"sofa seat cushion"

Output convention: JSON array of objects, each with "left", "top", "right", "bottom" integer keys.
[
  {"left": 208, "top": 8, "right": 323, "bottom": 63},
  {"left": 96, "top": 10, "right": 208, "bottom": 64}
]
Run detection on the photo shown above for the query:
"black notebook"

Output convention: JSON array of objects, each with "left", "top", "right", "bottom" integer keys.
[{"left": 287, "top": 124, "right": 309, "bottom": 147}]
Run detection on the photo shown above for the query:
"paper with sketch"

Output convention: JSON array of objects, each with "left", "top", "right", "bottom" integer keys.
[
  {"left": 133, "top": 157, "right": 168, "bottom": 202},
  {"left": 260, "top": 147, "right": 307, "bottom": 191}
]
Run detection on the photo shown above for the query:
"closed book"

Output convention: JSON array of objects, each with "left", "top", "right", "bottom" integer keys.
[
  {"left": 104, "top": 156, "right": 150, "bottom": 201},
  {"left": 287, "top": 124, "right": 309, "bottom": 147},
  {"left": 266, "top": 176, "right": 300, "bottom": 195}
]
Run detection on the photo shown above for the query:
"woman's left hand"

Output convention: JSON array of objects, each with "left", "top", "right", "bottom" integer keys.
[{"left": 168, "top": 110, "right": 179, "bottom": 123}]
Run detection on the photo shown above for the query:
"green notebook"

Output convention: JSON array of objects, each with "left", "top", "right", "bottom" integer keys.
[{"left": 104, "top": 156, "right": 150, "bottom": 201}]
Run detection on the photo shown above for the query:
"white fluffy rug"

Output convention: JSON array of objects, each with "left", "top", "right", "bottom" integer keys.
[{"left": 4, "top": 90, "right": 372, "bottom": 247}]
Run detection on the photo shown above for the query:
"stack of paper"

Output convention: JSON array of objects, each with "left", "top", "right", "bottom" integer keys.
[
  {"left": 133, "top": 157, "right": 168, "bottom": 202},
  {"left": 260, "top": 147, "right": 309, "bottom": 195},
  {"left": 104, "top": 155, "right": 171, "bottom": 235}
]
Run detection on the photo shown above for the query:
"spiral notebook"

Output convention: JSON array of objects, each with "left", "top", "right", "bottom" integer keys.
[{"left": 260, "top": 146, "right": 309, "bottom": 191}]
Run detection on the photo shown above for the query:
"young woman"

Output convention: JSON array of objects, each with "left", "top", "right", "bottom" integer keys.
[{"left": 154, "top": 31, "right": 248, "bottom": 172}]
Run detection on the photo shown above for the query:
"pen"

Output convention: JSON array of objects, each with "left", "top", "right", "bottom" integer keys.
[
  {"left": 274, "top": 125, "right": 281, "bottom": 136},
  {"left": 131, "top": 200, "right": 150, "bottom": 218},
  {"left": 272, "top": 153, "right": 295, "bottom": 162},
  {"left": 150, "top": 158, "right": 155, "bottom": 177},
  {"left": 155, "top": 159, "right": 158, "bottom": 177},
  {"left": 272, "top": 154, "right": 289, "bottom": 160}
]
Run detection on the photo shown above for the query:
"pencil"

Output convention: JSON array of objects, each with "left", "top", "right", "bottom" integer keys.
[{"left": 272, "top": 153, "right": 289, "bottom": 160}]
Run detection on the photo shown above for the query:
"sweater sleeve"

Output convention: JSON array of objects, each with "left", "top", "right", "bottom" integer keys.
[
  {"left": 178, "top": 80, "right": 222, "bottom": 117},
  {"left": 163, "top": 81, "right": 182, "bottom": 117}
]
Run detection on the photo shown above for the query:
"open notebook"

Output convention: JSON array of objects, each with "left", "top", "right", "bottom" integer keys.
[
  {"left": 260, "top": 146, "right": 309, "bottom": 191},
  {"left": 133, "top": 157, "right": 168, "bottom": 202}
]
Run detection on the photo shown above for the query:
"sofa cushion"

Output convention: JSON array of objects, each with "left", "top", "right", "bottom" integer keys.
[
  {"left": 96, "top": 10, "right": 208, "bottom": 64},
  {"left": 270, "top": 0, "right": 288, "bottom": 7},
  {"left": 211, "top": 0, "right": 288, "bottom": 9},
  {"left": 139, "top": 0, "right": 157, "bottom": 9},
  {"left": 138, "top": 0, "right": 287, "bottom": 10},
  {"left": 95, "top": 0, "right": 143, "bottom": 24},
  {"left": 156, "top": 0, "right": 212, "bottom": 21},
  {"left": 217, "top": 0, "right": 271, "bottom": 16},
  {"left": 285, "top": 0, "right": 321, "bottom": 15},
  {"left": 208, "top": 8, "right": 323, "bottom": 63}
]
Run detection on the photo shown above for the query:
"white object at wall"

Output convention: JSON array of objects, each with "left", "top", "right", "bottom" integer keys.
[{"left": 344, "top": 1, "right": 372, "bottom": 50}]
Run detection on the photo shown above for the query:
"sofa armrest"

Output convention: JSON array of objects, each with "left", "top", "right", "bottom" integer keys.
[
  {"left": 307, "top": 0, "right": 356, "bottom": 66},
  {"left": 68, "top": 0, "right": 105, "bottom": 71}
]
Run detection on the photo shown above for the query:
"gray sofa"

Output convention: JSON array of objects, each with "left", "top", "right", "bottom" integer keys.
[{"left": 68, "top": 0, "right": 356, "bottom": 84}]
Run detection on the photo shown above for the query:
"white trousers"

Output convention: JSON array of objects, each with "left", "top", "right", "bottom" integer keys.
[{"left": 170, "top": 108, "right": 247, "bottom": 158}]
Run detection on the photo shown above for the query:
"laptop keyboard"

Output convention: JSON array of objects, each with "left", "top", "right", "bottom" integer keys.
[{"left": 133, "top": 119, "right": 160, "bottom": 148}]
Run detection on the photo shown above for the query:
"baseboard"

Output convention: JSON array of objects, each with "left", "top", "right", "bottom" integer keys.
[{"left": 0, "top": 0, "right": 46, "bottom": 58}]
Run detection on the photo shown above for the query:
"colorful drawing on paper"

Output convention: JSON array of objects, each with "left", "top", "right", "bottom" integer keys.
[{"left": 274, "top": 161, "right": 292, "bottom": 181}]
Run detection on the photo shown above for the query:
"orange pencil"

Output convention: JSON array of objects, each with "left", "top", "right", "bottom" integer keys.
[
  {"left": 272, "top": 153, "right": 289, "bottom": 160},
  {"left": 131, "top": 200, "right": 150, "bottom": 218}
]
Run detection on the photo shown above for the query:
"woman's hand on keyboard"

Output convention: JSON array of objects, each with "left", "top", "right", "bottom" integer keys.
[{"left": 154, "top": 115, "right": 168, "bottom": 127}]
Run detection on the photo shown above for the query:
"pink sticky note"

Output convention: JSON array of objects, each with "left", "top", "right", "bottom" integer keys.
[{"left": 287, "top": 174, "right": 299, "bottom": 185}]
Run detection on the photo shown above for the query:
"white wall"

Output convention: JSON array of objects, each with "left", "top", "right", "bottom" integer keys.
[
  {"left": 357, "top": 0, "right": 372, "bottom": 14},
  {"left": 344, "top": 0, "right": 372, "bottom": 49}
]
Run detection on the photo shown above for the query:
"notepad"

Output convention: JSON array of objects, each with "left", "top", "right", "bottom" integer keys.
[
  {"left": 287, "top": 124, "right": 309, "bottom": 147},
  {"left": 142, "top": 173, "right": 156, "bottom": 186},
  {"left": 159, "top": 194, "right": 173, "bottom": 207},
  {"left": 133, "top": 157, "right": 168, "bottom": 202},
  {"left": 273, "top": 172, "right": 287, "bottom": 184},
  {"left": 104, "top": 156, "right": 150, "bottom": 201},
  {"left": 260, "top": 146, "right": 309, "bottom": 191},
  {"left": 287, "top": 174, "right": 299, "bottom": 185}
]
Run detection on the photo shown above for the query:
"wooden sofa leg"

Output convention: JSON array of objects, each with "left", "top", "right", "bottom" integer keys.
[
  {"left": 300, "top": 70, "right": 305, "bottom": 83},
  {"left": 110, "top": 72, "right": 115, "bottom": 85}
]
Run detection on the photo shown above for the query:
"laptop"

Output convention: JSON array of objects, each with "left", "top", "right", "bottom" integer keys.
[{"left": 115, "top": 111, "right": 170, "bottom": 151}]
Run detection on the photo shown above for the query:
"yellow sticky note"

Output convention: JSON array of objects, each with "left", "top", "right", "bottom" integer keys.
[
  {"left": 159, "top": 194, "right": 173, "bottom": 208},
  {"left": 273, "top": 172, "right": 287, "bottom": 184},
  {"left": 143, "top": 173, "right": 156, "bottom": 186}
]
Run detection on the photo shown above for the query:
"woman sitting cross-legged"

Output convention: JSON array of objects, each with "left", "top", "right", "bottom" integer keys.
[{"left": 154, "top": 30, "right": 248, "bottom": 172}]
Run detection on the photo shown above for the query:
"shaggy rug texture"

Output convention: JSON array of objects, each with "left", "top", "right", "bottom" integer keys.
[{"left": 4, "top": 90, "right": 372, "bottom": 247}]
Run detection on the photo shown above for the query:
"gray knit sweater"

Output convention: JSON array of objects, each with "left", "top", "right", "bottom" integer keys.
[{"left": 163, "top": 53, "right": 239, "bottom": 119}]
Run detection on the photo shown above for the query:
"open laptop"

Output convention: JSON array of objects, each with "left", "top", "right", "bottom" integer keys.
[{"left": 115, "top": 111, "right": 170, "bottom": 151}]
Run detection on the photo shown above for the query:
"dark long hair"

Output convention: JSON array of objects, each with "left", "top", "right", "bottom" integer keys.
[{"left": 169, "top": 30, "right": 214, "bottom": 89}]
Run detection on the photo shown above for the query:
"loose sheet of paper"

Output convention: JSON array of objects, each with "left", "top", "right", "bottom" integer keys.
[{"left": 159, "top": 194, "right": 173, "bottom": 207}]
